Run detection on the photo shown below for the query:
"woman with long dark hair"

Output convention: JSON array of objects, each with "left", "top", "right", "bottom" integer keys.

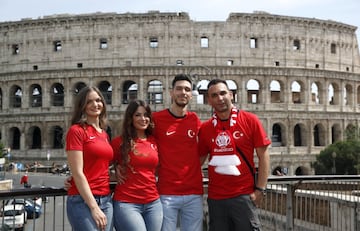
[{"left": 111, "top": 100, "right": 163, "bottom": 231}]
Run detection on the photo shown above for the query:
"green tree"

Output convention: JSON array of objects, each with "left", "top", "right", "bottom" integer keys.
[{"left": 313, "top": 140, "right": 360, "bottom": 175}]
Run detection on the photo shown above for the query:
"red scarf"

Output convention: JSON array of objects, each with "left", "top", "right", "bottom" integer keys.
[{"left": 208, "top": 107, "right": 241, "bottom": 176}]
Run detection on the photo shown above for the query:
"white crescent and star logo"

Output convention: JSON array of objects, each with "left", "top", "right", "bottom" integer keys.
[
  {"left": 188, "top": 130, "right": 195, "bottom": 138},
  {"left": 233, "top": 131, "right": 243, "bottom": 139}
]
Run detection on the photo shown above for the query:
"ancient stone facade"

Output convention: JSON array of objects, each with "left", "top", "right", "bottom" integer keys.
[{"left": 0, "top": 11, "right": 359, "bottom": 175}]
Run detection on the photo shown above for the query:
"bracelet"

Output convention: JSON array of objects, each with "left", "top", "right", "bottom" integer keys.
[{"left": 255, "top": 186, "right": 266, "bottom": 195}]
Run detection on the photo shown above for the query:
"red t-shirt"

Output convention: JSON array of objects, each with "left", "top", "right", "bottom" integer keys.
[
  {"left": 153, "top": 109, "right": 203, "bottom": 195},
  {"left": 111, "top": 136, "right": 159, "bottom": 203},
  {"left": 20, "top": 175, "right": 28, "bottom": 184},
  {"left": 198, "top": 110, "right": 271, "bottom": 199},
  {"left": 66, "top": 124, "right": 113, "bottom": 196}
]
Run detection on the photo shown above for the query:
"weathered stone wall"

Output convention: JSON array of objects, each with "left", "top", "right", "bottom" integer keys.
[{"left": 0, "top": 11, "right": 359, "bottom": 175}]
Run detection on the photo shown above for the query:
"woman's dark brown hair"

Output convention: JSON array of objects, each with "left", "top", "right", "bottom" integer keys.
[
  {"left": 70, "top": 86, "right": 108, "bottom": 129},
  {"left": 119, "top": 100, "right": 154, "bottom": 174}
]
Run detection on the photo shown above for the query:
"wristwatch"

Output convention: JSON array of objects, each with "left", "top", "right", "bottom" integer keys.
[{"left": 255, "top": 186, "right": 267, "bottom": 196}]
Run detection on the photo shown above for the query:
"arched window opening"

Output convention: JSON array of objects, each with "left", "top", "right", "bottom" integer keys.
[
  {"left": 226, "top": 80, "right": 238, "bottom": 103},
  {"left": 272, "top": 166, "right": 286, "bottom": 176},
  {"left": 294, "top": 124, "right": 302, "bottom": 146},
  {"left": 271, "top": 124, "right": 282, "bottom": 147},
  {"left": 98, "top": 81, "right": 112, "bottom": 105},
  {"left": 29, "top": 126, "right": 42, "bottom": 149},
  {"left": 52, "top": 126, "right": 64, "bottom": 149},
  {"left": 10, "top": 85, "right": 22, "bottom": 108},
  {"left": 122, "top": 81, "right": 138, "bottom": 104},
  {"left": 314, "top": 125, "right": 320, "bottom": 146},
  {"left": 246, "top": 79, "right": 260, "bottom": 104},
  {"left": 295, "top": 166, "right": 309, "bottom": 175},
  {"left": 30, "top": 84, "right": 42, "bottom": 107},
  {"left": 291, "top": 81, "right": 301, "bottom": 104},
  {"left": 9, "top": 127, "right": 21, "bottom": 150},
  {"left": 73, "top": 82, "right": 87, "bottom": 95},
  {"left": 51, "top": 83, "right": 64, "bottom": 106},
  {"left": 311, "top": 82, "right": 319, "bottom": 104},
  {"left": 270, "top": 80, "right": 282, "bottom": 103},
  {"left": 196, "top": 79, "right": 209, "bottom": 104},
  {"left": 147, "top": 80, "right": 163, "bottom": 105},
  {"left": 328, "top": 83, "right": 339, "bottom": 105},
  {"left": 328, "top": 84, "right": 334, "bottom": 105}
]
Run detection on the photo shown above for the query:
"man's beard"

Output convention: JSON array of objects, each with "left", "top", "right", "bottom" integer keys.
[{"left": 175, "top": 99, "right": 188, "bottom": 108}]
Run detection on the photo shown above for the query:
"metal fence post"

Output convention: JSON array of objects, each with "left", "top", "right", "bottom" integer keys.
[{"left": 286, "top": 184, "right": 294, "bottom": 231}]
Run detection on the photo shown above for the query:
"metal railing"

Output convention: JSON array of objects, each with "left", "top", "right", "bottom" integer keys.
[
  {"left": 260, "top": 175, "right": 360, "bottom": 231},
  {"left": 1, "top": 176, "right": 360, "bottom": 231}
]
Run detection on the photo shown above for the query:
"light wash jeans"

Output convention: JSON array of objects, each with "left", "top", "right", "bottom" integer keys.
[
  {"left": 160, "top": 195, "right": 203, "bottom": 231},
  {"left": 67, "top": 194, "right": 113, "bottom": 231},
  {"left": 113, "top": 198, "right": 163, "bottom": 231}
]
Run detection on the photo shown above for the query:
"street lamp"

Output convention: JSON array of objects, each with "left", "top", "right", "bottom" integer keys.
[{"left": 332, "top": 151, "right": 336, "bottom": 174}]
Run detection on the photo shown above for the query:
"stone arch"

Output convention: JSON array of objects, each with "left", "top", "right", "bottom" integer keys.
[
  {"left": 147, "top": 79, "right": 163, "bottom": 105},
  {"left": 122, "top": 80, "right": 138, "bottom": 104},
  {"left": 310, "top": 81, "right": 324, "bottom": 105},
  {"left": 271, "top": 122, "right": 287, "bottom": 147},
  {"left": 98, "top": 81, "right": 112, "bottom": 105},
  {"left": 9, "top": 127, "right": 21, "bottom": 150},
  {"left": 9, "top": 85, "right": 22, "bottom": 108},
  {"left": 291, "top": 80, "right": 305, "bottom": 104},
  {"left": 270, "top": 80, "right": 284, "bottom": 103},
  {"left": 246, "top": 79, "right": 260, "bottom": 104},
  {"left": 294, "top": 123, "right": 307, "bottom": 146},
  {"left": 51, "top": 83, "right": 64, "bottom": 106},
  {"left": 30, "top": 84, "right": 42, "bottom": 107},
  {"left": 49, "top": 125, "right": 64, "bottom": 149},
  {"left": 272, "top": 166, "right": 286, "bottom": 176},
  {"left": 328, "top": 82, "right": 340, "bottom": 105},
  {"left": 28, "top": 126, "right": 42, "bottom": 149},
  {"left": 226, "top": 79, "right": 238, "bottom": 103},
  {"left": 295, "top": 166, "right": 310, "bottom": 175},
  {"left": 73, "top": 82, "right": 87, "bottom": 95},
  {"left": 196, "top": 79, "right": 209, "bottom": 104}
]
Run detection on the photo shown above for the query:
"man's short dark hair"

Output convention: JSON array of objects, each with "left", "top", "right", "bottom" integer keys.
[
  {"left": 172, "top": 74, "right": 192, "bottom": 88},
  {"left": 207, "top": 79, "right": 228, "bottom": 89}
]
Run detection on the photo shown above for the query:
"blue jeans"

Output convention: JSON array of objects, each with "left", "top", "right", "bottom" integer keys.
[
  {"left": 113, "top": 199, "right": 163, "bottom": 231},
  {"left": 67, "top": 194, "right": 113, "bottom": 231},
  {"left": 160, "top": 195, "right": 203, "bottom": 231}
]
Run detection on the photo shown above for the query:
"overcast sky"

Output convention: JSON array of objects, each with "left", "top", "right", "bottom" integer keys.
[{"left": 0, "top": 0, "right": 359, "bottom": 43}]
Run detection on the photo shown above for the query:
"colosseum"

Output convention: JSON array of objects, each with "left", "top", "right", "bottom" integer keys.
[{"left": 0, "top": 11, "right": 359, "bottom": 175}]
